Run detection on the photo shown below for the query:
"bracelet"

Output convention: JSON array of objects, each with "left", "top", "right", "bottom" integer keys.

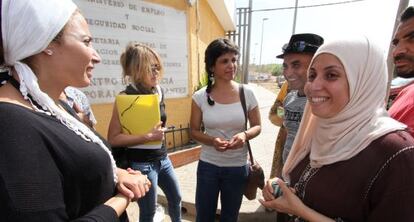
[{"left": 243, "top": 131, "right": 249, "bottom": 141}]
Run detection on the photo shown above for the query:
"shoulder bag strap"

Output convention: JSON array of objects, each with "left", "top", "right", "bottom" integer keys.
[{"left": 239, "top": 84, "right": 254, "bottom": 164}]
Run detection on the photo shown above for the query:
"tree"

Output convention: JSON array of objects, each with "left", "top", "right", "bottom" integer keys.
[
  {"left": 272, "top": 64, "right": 283, "bottom": 76},
  {"left": 249, "top": 63, "right": 278, "bottom": 74}
]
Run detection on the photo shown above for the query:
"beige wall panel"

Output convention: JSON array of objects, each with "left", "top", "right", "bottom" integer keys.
[{"left": 92, "top": 0, "right": 227, "bottom": 148}]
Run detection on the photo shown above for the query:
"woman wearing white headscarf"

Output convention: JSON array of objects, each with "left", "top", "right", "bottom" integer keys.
[
  {"left": 260, "top": 36, "right": 414, "bottom": 221},
  {"left": 0, "top": 0, "right": 150, "bottom": 221}
]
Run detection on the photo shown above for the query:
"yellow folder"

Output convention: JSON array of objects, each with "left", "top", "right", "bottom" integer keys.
[{"left": 116, "top": 94, "right": 162, "bottom": 148}]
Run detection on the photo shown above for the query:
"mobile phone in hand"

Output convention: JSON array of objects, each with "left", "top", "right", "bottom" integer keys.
[{"left": 271, "top": 180, "right": 289, "bottom": 198}]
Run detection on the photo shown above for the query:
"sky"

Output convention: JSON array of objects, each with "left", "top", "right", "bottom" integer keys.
[{"left": 235, "top": 0, "right": 414, "bottom": 65}]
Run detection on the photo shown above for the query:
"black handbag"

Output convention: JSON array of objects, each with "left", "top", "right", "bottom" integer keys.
[{"left": 239, "top": 84, "right": 265, "bottom": 200}]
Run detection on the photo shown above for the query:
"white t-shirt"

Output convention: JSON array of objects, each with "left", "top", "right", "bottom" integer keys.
[{"left": 192, "top": 85, "right": 258, "bottom": 167}]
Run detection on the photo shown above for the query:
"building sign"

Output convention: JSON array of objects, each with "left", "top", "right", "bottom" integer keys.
[{"left": 74, "top": 0, "right": 189, "bottom": 103}]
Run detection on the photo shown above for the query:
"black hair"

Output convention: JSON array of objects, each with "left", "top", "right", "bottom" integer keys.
[
  {"left": 401, "top": 6, "right": 414, "bottom": 22},
  {"left": 204, "top": 38, "right": 239, "bottom": 105}
]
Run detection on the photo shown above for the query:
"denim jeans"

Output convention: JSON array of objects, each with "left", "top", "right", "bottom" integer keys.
[
  {"left": 130, "top": 156, "right": 182, "bottom": 222},
  {"left": 195, "top": 160, "right": 249, "bottom": 222}
]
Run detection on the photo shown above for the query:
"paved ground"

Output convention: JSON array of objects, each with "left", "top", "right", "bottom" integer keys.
[{"left": 127, "top": 83, "right": 281, "bottom": 221}]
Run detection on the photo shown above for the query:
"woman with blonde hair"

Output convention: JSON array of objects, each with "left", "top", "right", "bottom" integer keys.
[{"left": 108, "top": 42, "right": 182, "bottom": 222}]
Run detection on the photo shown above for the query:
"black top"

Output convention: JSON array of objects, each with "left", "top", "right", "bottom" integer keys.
[
  {"left": 0, "top": 102, "right": 126, "bottom": 222},
  {"left": 121, "top": 84, "right": 167, "bottom": 162},
  {"left": 289, "top": 131, "right": 414, "bottom": 222}
]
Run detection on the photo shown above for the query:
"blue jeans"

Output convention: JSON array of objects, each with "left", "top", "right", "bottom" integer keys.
[
  {"left": 130, "top": 156, "right": 182, "bottom": 222},
  {"left": 195, "top": 160, "right": 249, "bottom": 222}
]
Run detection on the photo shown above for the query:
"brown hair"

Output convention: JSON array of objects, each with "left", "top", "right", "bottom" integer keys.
[{"left": 120, "top": 42, "right": 164, "bottom": 87}]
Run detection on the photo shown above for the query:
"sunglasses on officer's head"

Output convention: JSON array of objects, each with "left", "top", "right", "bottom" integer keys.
[{"left": 282, "top": 41, "right": 319, "bottom": 52}]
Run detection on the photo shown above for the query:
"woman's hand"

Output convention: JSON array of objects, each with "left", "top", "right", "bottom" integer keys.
[
  {"left": 212, "top": 137, "right": 229, "bottom": 152},
  {"left": 116, "top": 168, "right": 151, "bottom": 201},
  {"left": 260, "top": 178, "right": 335, "bottom": 222},
  {"left": 259, "top": 178, "right": 303, "bottom": 216},
  {"left": 104, "top": 193, "right": 131, "bottom": 217},
  {"left": 227, "top": 132, "right": 247, "bottom": 149},
  {"left": 145, "top": 121, "right": 165, "bottom": 142}
]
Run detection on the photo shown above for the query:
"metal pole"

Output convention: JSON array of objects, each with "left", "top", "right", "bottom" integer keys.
[
  {"left": 292, "top": 0, "right": 299, "bottom": 35},
  {"left": 253, "top": 42, "right": 258, "bottom": 64},
  {"left": 242, "top": 0, "right": 253, "bottom": 84},
  {"left": 242, "top": 8, "right": 248, "bottom": 79},
  {"left": 237, "top": 8, "right": 242, "bottom": 48},
  {"left": 386, "top": 0, "right": 409, "bottom": 98},
  {"left": 237, "top": 8, "right": 243, "bottom": 82},
  {"left": 259, "top": 18, "right": 268, "bottom": 67}
]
